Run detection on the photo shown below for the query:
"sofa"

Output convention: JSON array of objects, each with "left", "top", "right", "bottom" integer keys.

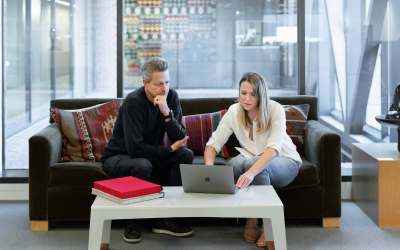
[{"left": 29, "top": 96, "right": 341, "bottom": 231}]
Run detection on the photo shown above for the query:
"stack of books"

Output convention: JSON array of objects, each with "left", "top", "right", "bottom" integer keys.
[{"left": 92, "top": 176, "right": 164, "bottom": 205}]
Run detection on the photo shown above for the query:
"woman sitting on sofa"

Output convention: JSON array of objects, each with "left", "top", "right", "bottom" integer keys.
[{"left": 204, "top": 72, "right": 302, "bottom": 247}]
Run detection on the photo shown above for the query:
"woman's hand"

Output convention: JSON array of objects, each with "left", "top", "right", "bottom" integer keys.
[{"left": 236, "top": 171, "right": 255, "bottom": 189}]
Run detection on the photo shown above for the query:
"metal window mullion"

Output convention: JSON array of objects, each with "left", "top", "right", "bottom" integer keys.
[
  {"left": 51, "top": 0, "right": 56, "bottom": 100},
  {"left": 2, "top": 0, "right": 6, "bottom": 170},
  {"left": 297, "top": 0, "right": 305, "bottom": 95},
  {"left": 25, "top": 0, "right": 32, "bottom": 123},
  {"left": 70, "top": 0, "right": 75, "bottom": 98},
  {"left": 85, "top": 0, "right": 88, "bottom": 96},
  {"left": 232, "top": 0, "right": 236, "bottom": 88},
  {"left": 117, "top": 0, "right": 124, "bottom": 98}
]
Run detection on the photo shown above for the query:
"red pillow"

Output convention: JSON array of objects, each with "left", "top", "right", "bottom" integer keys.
[{"left": 164, "top": 110, "right": 230, "bottom": 159}]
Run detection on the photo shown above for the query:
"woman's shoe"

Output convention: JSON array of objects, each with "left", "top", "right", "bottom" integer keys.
[
  {"left": 256, "top": 225, "right": 266, "bottom": 247},
  {"left": 244, "top": 218, "right": 258, "bottom": 243}
]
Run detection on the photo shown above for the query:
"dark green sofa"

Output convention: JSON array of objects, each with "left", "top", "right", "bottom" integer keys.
[{"left": 29, "top": 96, "right": 341, "bottom": 230}]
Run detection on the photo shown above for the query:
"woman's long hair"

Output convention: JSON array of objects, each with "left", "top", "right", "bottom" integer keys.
[{"left": 237, "top": 72, "right": 271, "bottom": 134}]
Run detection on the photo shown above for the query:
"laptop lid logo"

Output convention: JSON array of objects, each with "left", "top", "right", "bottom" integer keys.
[{"left": 205, "top": 177, "right": 210, "bottom": 182}]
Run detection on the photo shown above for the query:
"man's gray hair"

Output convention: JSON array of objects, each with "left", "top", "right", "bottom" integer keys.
[{"left": 141, "top": 57, "right": 169, "bottom": 83}]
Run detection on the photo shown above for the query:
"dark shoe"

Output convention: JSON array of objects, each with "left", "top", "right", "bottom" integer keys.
[
  {"left": 152, "top": 218, "right": 193, "bottom": 237},
  {"left": 123, "top": 219, "right": 142, "bottom": 243}
]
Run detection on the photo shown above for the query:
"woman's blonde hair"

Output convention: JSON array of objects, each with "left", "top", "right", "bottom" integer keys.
[{"left": 237, "top": 72, "right": 271, "bottom": 134}]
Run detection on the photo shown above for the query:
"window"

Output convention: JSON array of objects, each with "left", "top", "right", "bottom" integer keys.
[{"left": 123, "top": 0, "right": 299, "bottom": 97}]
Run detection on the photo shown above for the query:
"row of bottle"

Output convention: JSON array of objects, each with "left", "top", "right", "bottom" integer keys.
[
  {"left": 125, "top": 14, "right": 213, "bottom": 24},
  {"left": 125, "top": 0, "right": 162, "bottom": 7}
]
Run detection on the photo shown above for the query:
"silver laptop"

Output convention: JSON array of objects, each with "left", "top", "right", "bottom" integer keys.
[{"left": 180, "top": 164, "right": 239, "bottom": 194}]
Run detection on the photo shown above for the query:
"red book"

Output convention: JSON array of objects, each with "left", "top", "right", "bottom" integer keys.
[{"left": 93, "top": 177, "right": 161, "bottom": 199}]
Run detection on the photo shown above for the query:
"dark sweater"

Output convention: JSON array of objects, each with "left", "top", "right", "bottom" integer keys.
[{"left": 101, "top": 87, "right": 186, "bottom": 163}]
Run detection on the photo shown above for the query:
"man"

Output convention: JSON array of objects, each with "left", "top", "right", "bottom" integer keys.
[{"left": 101, "top": 57, "right": 194, "bottom": 243}]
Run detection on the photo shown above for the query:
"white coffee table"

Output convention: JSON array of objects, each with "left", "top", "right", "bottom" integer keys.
[{"left": 88, "top": 185, "right": 287, "bottom": 250}]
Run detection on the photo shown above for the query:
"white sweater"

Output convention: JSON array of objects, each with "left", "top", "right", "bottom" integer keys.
[{"left": 206, "top": 101, "right": 302, "bottom": 167}]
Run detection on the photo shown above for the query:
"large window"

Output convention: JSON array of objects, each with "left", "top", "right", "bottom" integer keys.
[
  {"left": 3, "top": 0, "right": 117, "bottom": 169},
  {"left": 122, "top": 0, "right": 299, "bottom": 97},
  {"left": 4, "top": 0, "right": 400, "bottom": 170},
  {"left": 305, "top": 0, "right": 397, "bottom": 156}
]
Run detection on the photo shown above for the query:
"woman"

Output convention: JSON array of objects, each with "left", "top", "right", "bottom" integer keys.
[{"left": 204, "top": 72, "right": 302, "bottom": 247}]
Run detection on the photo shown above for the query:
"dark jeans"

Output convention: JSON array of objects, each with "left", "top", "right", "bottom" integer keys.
[{"left": 102, "top": 148, "right": 194, "bottom": 186}]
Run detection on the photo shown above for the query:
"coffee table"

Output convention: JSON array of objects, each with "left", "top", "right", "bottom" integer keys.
[{"left": 88, "top": 185, "right": 287, "bottom": 250}]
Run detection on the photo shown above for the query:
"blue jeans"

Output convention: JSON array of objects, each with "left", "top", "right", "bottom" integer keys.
[
  {"left": 102, "top": 148, "right": 194, "bottom": 186},
  {"left": 229, "top": 155, "right": 299, "bottom": 188}
]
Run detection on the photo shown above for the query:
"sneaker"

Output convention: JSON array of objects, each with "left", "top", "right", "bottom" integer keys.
[
  {"left": 151, "top": 218, "right": 193, "bottom": 237},
  {"left": 123, "top": 219, "right": 142, "bottom": 243}
]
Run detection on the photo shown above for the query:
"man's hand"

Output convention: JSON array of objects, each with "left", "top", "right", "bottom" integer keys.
[
  {"left": 170, "top": 136, "right": 189, "bottom": 152},
  {"left": 153, "top": 95, "right": 170, "bottom": 116}
]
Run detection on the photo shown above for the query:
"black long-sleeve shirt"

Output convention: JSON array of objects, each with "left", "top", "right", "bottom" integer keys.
[{"left": 101, "top": 87, "right": 186, "bottom": 163}]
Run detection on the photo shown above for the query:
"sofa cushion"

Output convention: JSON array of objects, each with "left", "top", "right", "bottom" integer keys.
[
  {"left": 48, "top": 162, "right": 110, "bottom": 188},
  {"left": 275, "top": 160, "right": 320, "bottom": 191},
  {"left": 283, "top": 104, "right": 310, "bottom": 158},
  {"left": 164, "top": 110, "right": 230, "bottom": 159},
  {"left": 50, "top": 100, "right": 123, "bottom": 162}
]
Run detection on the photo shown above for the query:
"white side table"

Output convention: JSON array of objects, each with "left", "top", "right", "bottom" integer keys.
[{"left": 88, "top": 186, "right": 287, "bottom": 250}]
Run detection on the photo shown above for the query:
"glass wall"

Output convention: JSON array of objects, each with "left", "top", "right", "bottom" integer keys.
[
  {"left": 305, "top": 0, "right": 397, "bottom": 157},
  {"left": 4, "top": 0, "right": 117, "bottom": 169},
  {"left": 123, "top": 0, "right": 298, "bottom": 96}
]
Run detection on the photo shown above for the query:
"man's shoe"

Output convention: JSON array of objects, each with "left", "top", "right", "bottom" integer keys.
[
  {"left": 123, "top": 219, "right": 142, "bottom": 243},
  {"left": 152, "top": 218, "right": 193, "bottom": 237}
]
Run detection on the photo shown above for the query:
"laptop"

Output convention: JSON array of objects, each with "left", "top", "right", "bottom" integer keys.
[{"left": 180, "top": 164, "right": 239, "bottom": 194}]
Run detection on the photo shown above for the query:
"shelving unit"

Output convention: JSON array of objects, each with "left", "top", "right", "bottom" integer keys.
[{"left": 124, "top": 0, "right": 217, "bottom": 88}]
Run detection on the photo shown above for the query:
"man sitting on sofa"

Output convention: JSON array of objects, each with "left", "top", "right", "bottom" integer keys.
[{"left": 101, "top": 57, "right": 194, "bottom": 243}]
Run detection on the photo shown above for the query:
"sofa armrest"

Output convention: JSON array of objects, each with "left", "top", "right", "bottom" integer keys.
[
  {"left": 305, "top": 120, "right": 341, "bottom": 218},
  {"left": 29, "top": 123, "right": 62, "bottom": 221}
]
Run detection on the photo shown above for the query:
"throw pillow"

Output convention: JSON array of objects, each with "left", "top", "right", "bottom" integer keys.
[
  {"left": 164, "top": 110, "right": 230, "bottom": 159},
  {"left": 50, "top": 100, "right": 123, "bottom": 162},
  {"left": 283, "top": 104, "right": 310, "bottom": 158}
]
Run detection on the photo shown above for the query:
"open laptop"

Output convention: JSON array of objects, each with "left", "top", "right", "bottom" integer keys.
[{"left": 180, "top": 164, "right": 239, "bottom": 194}]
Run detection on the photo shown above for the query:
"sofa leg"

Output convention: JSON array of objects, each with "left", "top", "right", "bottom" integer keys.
[
  {"left": 100, "top": 243, "right": 109, "bottom": 250},
  {"left": 321, "top": 218, "right": 339, "bottom": 228},
  {"left": 31, "top": 221, "right": 49, "bottom": 231}
]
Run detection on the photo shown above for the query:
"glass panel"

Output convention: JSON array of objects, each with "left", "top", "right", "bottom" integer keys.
[
  {"left": 366, "top": 45, "right": 381, "bottom": 130},
  {"left": 55, "top": 0, "right": 72, "bottom": 99},
  {"left": 335, "top": 78, "right": 341, "bottom": 111},
  {"left": 31, "top": 0, "right": 52, "bottom": 122},
  {"left": 4, "top": 0, "right": 117, "bottom": 169},
  {"left": 235, "top": 0, "right": 298, "bottom": 93},
  {"left": 123, "top": 0, "right": 298, "bottom": 96},
  {"left": 5, "top": 0, "right": 27, "bottom": 137}
]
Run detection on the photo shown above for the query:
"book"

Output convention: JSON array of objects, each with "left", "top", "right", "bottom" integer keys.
[
  {"left": 92, "top": 188, "right": 164, "bottom": 205},
  {"left": 235, "top": 147, "right": 264, "bottom": 160},
  {"left": 93, "top": 176, "right": 161, "bottom": 199}
]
